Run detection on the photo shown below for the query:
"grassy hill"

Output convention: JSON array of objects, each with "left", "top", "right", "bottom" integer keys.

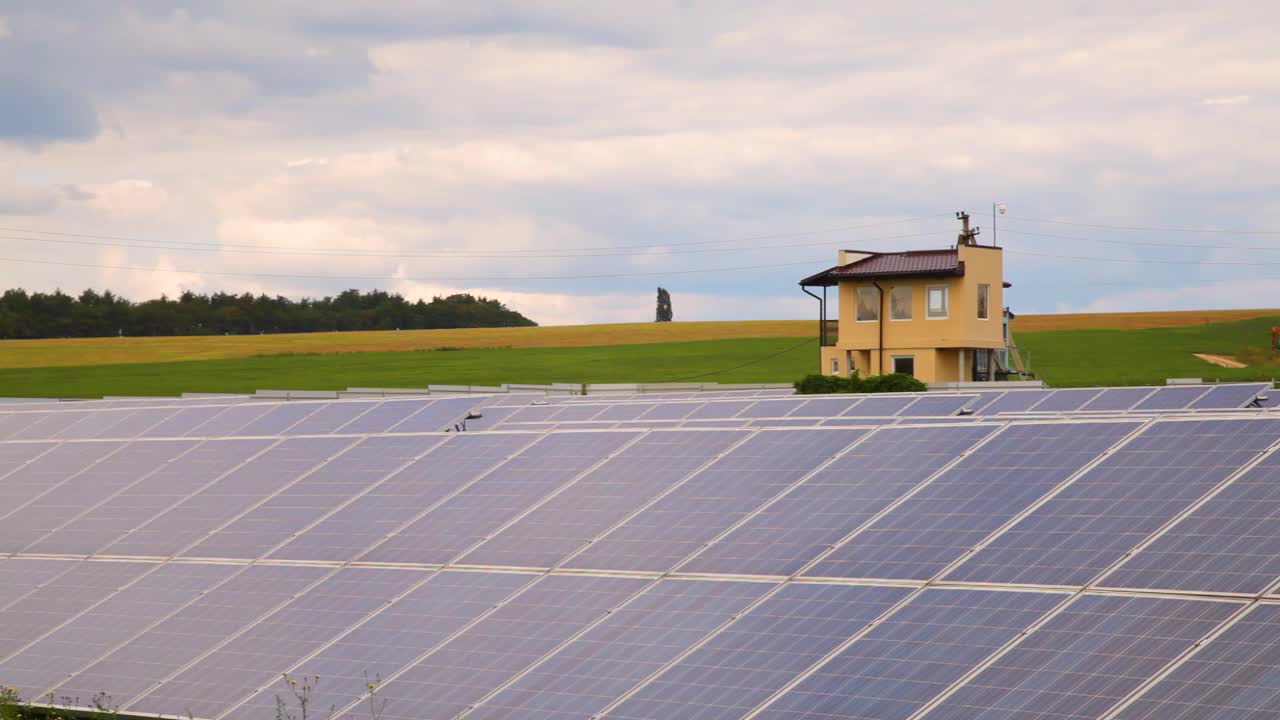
[{"left": 2, "top": 311, "right": 1279, "bottom": 397}]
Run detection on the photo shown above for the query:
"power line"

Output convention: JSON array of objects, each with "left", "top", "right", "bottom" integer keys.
[
  {"left": 1005, "top": 215, "right": 1280, "bottom": 236},
  {"left": 0, "top": 213, "right": 950, "bottom": 257},
  {"left": 0, "top": 229, "right": 953, "bottom": 261},
  {"left": 1001, "top": 228, "right": 1280, "bottom": 252},
  {"left": 1006, "top": 249, "right": 1280, "bottom": 266},
  {"left": 660, "top": 336, "right": 815, "bottom": 382},
  {"left": 0, "top": 254, "right": 832, "bottom": 283}
]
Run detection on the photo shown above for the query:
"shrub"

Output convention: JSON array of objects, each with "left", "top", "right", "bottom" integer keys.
[{"left": 794, "top": 371, "right": 926, "bottom": 394}]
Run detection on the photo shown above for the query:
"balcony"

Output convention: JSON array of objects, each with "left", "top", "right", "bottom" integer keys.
[{"left": 820, "top": 319, "right": 838, "bottom": 347}]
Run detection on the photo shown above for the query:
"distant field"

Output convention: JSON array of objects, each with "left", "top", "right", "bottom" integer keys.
[
  {"left": 1018, "top": 315, "right": 1280, "bottom": 387},
  {"left": 0, "top": 320, "right": 814, "bottom": 369},
  {"left": 0, "top": 337, "right": 817, "bottom": 398},
  {"left": 5, "top": 310, "right": 1280, "bottom": 396}
]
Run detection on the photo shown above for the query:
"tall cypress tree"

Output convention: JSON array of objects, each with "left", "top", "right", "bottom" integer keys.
[{"left": 655, "top": 287, "right": 673, "bottom": 322}]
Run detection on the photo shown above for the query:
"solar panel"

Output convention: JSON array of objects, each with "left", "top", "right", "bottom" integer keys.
[
  {"left": 97, "top": 436, "right": 358, "bottom": 558},
  {"left": 918, "top": 594, "right": 1239, "bottom": 720},
  {"left": 80, "top": 408, "right": 181, "bottom": 439},
  {"left": 0, "top": 442, "right": 127, "bottom": 520},
  {"left": 1113, "top": 602, "right": 1280, "bottom": 720},
  {"left": 125, "top": 567, "right": 427, "bottom": 719},
  {"left": 221, "top": 570, "right": 532, "bottom": 720},
  {"left": 565, "top": 429, "right": 866, "bottom": 573},
  {"left": 684, "top": 400, "right": 756, "bottom": 420},
  {"left": 230, "top": 402, "right": 324, "bottom": 436},
  {"left": 332, "top": 399, "right": 430, "bottom": 434},
  {"left": 842, "top": 396, "right": 913, "bottom": 417},
  {"left": 270, "top": 433, "right": 538, "bottom": 562},
  {"left": 1133, "top": 385, "right": 1212, "bottom": 411},
  {"left": 601, "top": 583, "right": 911, "bottom": 720},
  {"left": 331, "top": 574, "right": 648, "bottom": 720},
  {"left": 459, "top": 430, "right": 750, "bottom": 569},
  {"left": 1078, "top": 386, "right": 1157, "bottom": 411},
  {"left": 144, "top": 405, "right": 242, "bottom": 437},
  {"left": 1189, "top": 382, "right": 1270, "bottom": 410},
  {"left": 681, "top": 425, "right": 996, "bottom": 577},
  {"left": 23, "top": 438, "right": 277, "bottom": 556},
  {"left": 0, "top": 562, "right": 237, "bottom": 699},
  {"left": 181, "top": 435, "right": 447, "bottom": 560},
  {"left": 280, "top": 401, "right": 379, "bottom": 435},
  {"left": 897, "top": 395, "right": 977, "bottom": 417},
  {"left": 52, "top": 564, "right": 331, "bottom": 708},
  {"left": 975, "top": 390, "right": 1052, "bottom": 415},
  {"left": 391, "top": 396, "right": 486, "bottom": 433},
  {"left": 947, "top": 419, "right": 1280, "bottom": 587},
  {"left": 1028, "top": 388, "right": 1103, "bottom": 413},
  {"left": 755, "top": 588, "right": 1063, "bottom": 720},
  {"left": 0, "top": 560, "right": 155, "bottom": 653},
  {"left": 465, "top": 578, "right": 774, "bottom": 720},
  {"left": 1102, "top": 446, "right": 1280, "bottom": 594},
  {"left": 807, "top": 421, "right": 1140, "bottom": 581},
  {"left": 358, "top": 432, "right": 642, "bottom": 565},
  {"left": 0, "top": 440, "right": 200, "bottom": 553},
  {"left": 737, "top": 399, "right": 808, "bottom": 418},
  {"left": 0, "top": 558, "right": 85, "bottom": 610},
  {"left": 790, "top": 397, "right": 861, "bottom": 417},
  {"left": 182, "top": 403, "right": 276, "bottom": 437}
]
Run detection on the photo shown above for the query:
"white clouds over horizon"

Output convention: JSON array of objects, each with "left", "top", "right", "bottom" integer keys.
[{"left": 2, "top": 1, "right": 1279, "bottom": 326}]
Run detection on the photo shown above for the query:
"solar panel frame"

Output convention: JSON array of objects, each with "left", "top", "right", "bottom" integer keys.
[{"left": 1133, "top": 385, "right": 1213, "bottom": 411}]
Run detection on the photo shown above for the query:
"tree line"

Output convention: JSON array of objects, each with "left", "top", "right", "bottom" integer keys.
[{"left": 0, "top": 288, "right": 537, "bottom": 339}]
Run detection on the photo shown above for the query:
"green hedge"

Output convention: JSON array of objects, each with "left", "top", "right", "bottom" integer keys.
[{"left": 794, "top": 372, "right": 927, "bottom": 394}]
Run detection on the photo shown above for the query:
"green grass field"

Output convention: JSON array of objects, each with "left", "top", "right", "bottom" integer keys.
[
  {"left": 4, "top": 312, "right": 1280, "bottom": 397},
  {"left": 0, "top": 337, "right": 817, "bottom": 397},
  {"left": 1017, "top": 315, "right": 1280, "bottom": 387}
]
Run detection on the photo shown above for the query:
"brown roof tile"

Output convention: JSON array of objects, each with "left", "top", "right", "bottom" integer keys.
[{"left": 800, "top": 249, "right": 963, "bottom": 286}]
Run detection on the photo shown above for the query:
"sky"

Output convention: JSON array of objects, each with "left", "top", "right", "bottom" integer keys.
[{"left": 1, "top": 1, "right": 1278, "bottom": 326}]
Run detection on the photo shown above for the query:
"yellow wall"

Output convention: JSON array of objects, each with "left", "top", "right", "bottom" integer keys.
[{"left": 825, "top": 244, "right": 1004, "bottom": 382}]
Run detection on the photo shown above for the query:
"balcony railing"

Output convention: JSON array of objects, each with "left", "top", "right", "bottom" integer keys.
[{"left": 820, "top": 319, "right": 838, "bottom": 347}]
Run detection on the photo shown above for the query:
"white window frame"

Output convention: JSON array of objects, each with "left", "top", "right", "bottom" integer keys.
[
  {"left": 977, "top": 283, "right": 990, "bottom": 320},
  {"left": 891, "top": 354, "right": 915, "bottom": 376},
  {"left": 926, "top": 285, "right": 949, "bottom": 319},
  {"left": 830, "top": 357, "right": 840, "bottom": 375},
  {"left": 855, "top": 286, "right": 880, "bottom": 322},
  {"left": 889, "top": 285, "right": 912, "bottom": 321}
]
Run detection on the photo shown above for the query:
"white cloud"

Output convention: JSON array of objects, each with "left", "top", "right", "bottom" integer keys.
[
  {"left": 1203, "top": 95, "right": 1251, "bottom": 105},
  {"left": 0, "top": 17, "right": 11, "bottom": 39}
]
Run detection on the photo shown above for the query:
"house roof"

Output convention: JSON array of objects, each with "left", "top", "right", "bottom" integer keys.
[{"left": 799, "top": 249, "right": 964, "bottom": 286}]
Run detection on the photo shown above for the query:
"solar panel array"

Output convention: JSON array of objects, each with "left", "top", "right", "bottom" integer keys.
[{"left": 2, "top": 382, "right": 1280, "bottom": 720}]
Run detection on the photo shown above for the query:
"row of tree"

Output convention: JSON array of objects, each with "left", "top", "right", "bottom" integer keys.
[{"left": 0, "top": 288, "right": 537, "bottom": 339}]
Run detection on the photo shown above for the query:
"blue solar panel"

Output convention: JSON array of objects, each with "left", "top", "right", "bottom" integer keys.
[
  {"left": 333, "top": 574, "right": 648, "bottom": 720},
  {"left": 460, "top": 430, "right": 750, "bottom": 569},
  {"left": 99, "top": 436, "right": 358, "bottom": 558},
  {"left": 271, "top": 433, "right": 537, "bottom": 562},
  {"left": 23, "top": 439, "right": 276, "bottom": 556},
  {"left": 0, "top": 562, "right": 237, "bottom": 699},
  {"left": 974, "top": 390, "right": 1053, "bottom": 415},
  {"left": 126, "top": 567, "right": 426, "bottom": 719},
  {"left": 1189, "top": 382, "right": 1270, "bottom": 410},
  {"left": 681, "top": 425, "right": 996, "bottom": 577},
  {"left": 54, "top": 564, "right": 330, "bottom": 709},
  {"left": 466, "top": 578, "right": 774, "bottom": 720},
  {"left": 565, "top": 429, "right": 866, "bottom": 573},
  {"left": 898, "top": 395, "right": 977, "bottom": 417},
  {"left": 182, "top": 435, "right": 447, "bottom": 560},
  {"left": 919, "top": 594, "right": 1239, "bottom": 720},
  {"left": 737, "top": 399, "right": 808, "bottom": 418},
  {"left": 6, "top": 412, "right": 90, "bottom": 440},
  {"left": 0, "top": 561, "right": 154, "bottom": 653},
  {"left": 393, "top": 396, "right": 486, "bottom": 433},
  {"left": 1029, "top": 388, "right": 1103, "bottom": 412},
  {"left": 602, "top": 583, "right": 911, "bottom": 720},
  {"left": 144, "top": 405, "right": 245, "bottom": 437},
  {"left": 947, "top": 419, "right": 1280, "bottom": 587},
  {"left": 231, "top": 402, "right": 325, "bottom": 436},
  {"left": 221, "top": 570, "right": 532, "bottom": 720},
  {"left": 1102, "top": 447, "right": 1280, "bottom": 594},
  {"left": 1081, "top": 386, "right": 1157, "bottom": 411},
  {"left": 0, "top": 440, "right": 200, "bottom": 553},
  {"left": 360, "top": 432, "right": 641, "bottom": 565},
  {"left": 592, "top": 403, "right": 656, "bottom": 422},
  {"left": 182, "top": 403, "right": 277, "bottom": 437},
  {"left": 808, "top": 422, "right": 1140, "bottom": 581},
  {"left": 639, "top": 402, "right": 703, "bottom": 421},
  {"left": 280, "top": 401, "right": 379, "bottom": 435},
  {"left": 0, "top": 442, "right": 126, "bottom": 516},
  {"left": 1114, "top": 603, "right": 1280, "bottom": 720},
  {"left": 0, "top": 559, "right": 82, "bottom": 610},
  {"left": 790, "top": 398, "right": 861, "bottom": 417},
  {"left": 684, "top": 400, "right": 756, "bottom": 420},
  {"left": 1134, "top": 385, "right": 1213, "bottom": 411},
  {"left": 842, "top": 396, "right": 914, "bottom": 417},
  {"left": 756, "top": 588, "right": 1063, "bottom": 720},
  {"left": 82, "top": 408, "right": 181, "bottom": 439}
]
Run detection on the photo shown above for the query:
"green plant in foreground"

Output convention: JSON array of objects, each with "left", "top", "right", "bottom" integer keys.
[{"left": 0, "top": 686, "right": 120, "bottom": 720}]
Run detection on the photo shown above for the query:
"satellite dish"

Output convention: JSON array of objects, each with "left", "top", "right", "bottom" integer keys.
[{"left": 996, "top": 203, "right": 1007, "bottom": 215}]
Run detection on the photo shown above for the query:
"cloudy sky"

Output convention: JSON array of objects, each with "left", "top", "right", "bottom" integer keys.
[{"left": 2, "top": 1, "right": 1278, "bottom": 325}]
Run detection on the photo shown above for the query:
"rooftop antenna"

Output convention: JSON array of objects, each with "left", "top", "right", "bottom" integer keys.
[
  {"left": 993, "top": 202, "right": 1006, "bottom": 246},
  {"left": 956, "top": 211, "right": 981, "bottom": 246}
]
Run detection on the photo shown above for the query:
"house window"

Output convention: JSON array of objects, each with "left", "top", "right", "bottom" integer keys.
[
  {"left": 889, "top": 286, "right": 912, "bottom": 320},
  {"left": 830, "top": 357, "right": 840, "bottom": 375},
  {"left": 855, "top": 286, "right": 880, "bottom": 322},
  {"left": 926, "top": 286, "right": 948, "bottom": 318},
  {"left": 892, "top": 355, "right": 915, "bottom": 376},
  {"left": 977, "top": 283, "right": 990, "bottom": 319}
]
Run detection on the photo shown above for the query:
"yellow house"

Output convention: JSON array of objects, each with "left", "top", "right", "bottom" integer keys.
[{"left": 800, "top": 238, "right": 1009, "bottom": 383}]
